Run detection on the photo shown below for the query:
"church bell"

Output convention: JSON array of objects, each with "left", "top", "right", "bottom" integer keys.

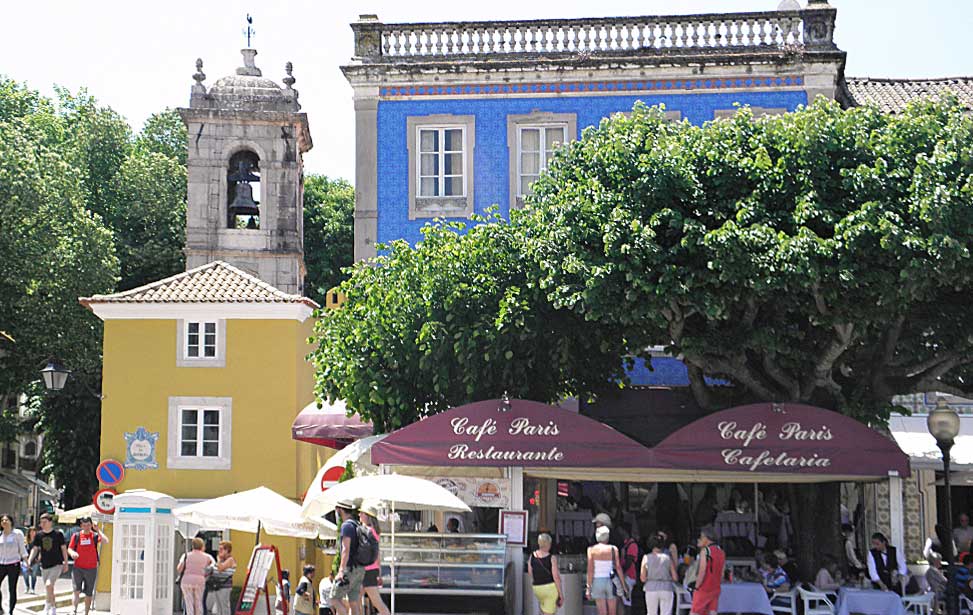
[{"left": 227, "top": 159, "right": 260, "bottom": 227}]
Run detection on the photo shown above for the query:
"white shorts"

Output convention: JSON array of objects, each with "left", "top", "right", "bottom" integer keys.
[{"left": 41, "top": 565, "right": 61, "bottom": 586}]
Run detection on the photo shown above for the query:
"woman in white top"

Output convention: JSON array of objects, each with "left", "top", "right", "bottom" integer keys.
[
  {"left": 641, "top": 535, "right": 678, "bottom": 615},
  {"left": 586, "top": 526, "right": 628, "bottom": 615},
  {"left": 0, "top": 515, "right": 26, "bottom": 614}
]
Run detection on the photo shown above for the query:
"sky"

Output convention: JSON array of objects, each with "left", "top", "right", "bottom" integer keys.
[{"left": 3, "top": 0, "right": 970, "bottom": 181}]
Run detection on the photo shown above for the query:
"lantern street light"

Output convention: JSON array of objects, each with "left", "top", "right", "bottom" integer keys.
[
  {"left": 928, "top": 398, "right": 961, "bottom": 615},
  {"left": 39, "top": 360, "right": 71, "bottom": 392}
]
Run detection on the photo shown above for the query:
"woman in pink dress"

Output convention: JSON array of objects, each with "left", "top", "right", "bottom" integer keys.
[{"left": 177, "top": 537, "right": 215, "bottom": 615}]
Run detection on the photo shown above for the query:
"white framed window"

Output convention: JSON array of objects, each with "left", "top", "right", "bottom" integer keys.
[
  {"left": 418, "top": 127, "right": 466, "bottom": 198},
  {"left": 507, "top": 112, "right": 577, "bottom": 210},
  {"left": 407, "top": 115, "right": 475, "bottom": 219},
  {"left": 517, "top": 125, "right": 567, "bottom": 199},
  {"left": 713, "top": 107, "right": 786, "bottom": 120},
  {"left": 186, "top": 321, "right": 217, "bottom": 358},
  {"left": 176, "top": 319, "right": 226, "bottom": 368},
  {"left": 167, "top": 397, "right": 232, "bottom": 470}
]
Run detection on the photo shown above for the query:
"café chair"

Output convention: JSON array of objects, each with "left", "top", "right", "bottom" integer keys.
[
  {"left": 772, "top": 585, "right": 800, "bottom": 615},
  {"left": 674, "top": 583, "right": 693, "bottom": 615},
  {"left": 958, "top": 594, "right": 973, "bottom": 615},
  {"left": 799, "top": 587, "right": 837, "bottom": 615},
  {"left": 902, "top": 592, "right": 934, "bottom": 615}
]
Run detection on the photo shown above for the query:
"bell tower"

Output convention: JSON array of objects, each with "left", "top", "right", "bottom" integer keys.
[{"left": 179, "top": 49, "right": 312, "bottom": 295}]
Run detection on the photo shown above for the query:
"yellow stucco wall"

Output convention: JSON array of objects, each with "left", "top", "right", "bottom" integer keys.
[{"left": 95, "top": 315, "right": 326, "bottom": 596}]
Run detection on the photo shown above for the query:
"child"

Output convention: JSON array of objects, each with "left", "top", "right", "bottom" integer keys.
[{"left": 761, "top": 553, "right": 790, "bottom": 603}]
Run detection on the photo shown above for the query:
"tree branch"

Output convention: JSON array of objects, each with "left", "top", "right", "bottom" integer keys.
[
  {"left": 686, "top": 362, "right": 719, "bottom": 411},
  {"left": 914, "top": 380, "right": 973, "bottom": 398},
  {"left": 881, "top": 316, "right": 905, "bottom": 366},
  {"left": 801, "top": 323, "right": 854, "bottom": 399},
  {"left": 890, "top": 351, "right": 961, "bottom": 378},
  {"left": 694, "top": 352, "right": 780, "bottom": 401},
  {"left": 762, "top": 352, "right": 801, "bottom": 401}
]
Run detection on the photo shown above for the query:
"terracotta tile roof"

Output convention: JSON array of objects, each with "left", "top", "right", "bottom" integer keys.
[
  {"left": 844, "top": 77, "right": 973, "bottom": 114},
  {"left": 80, "top": 261, "right": 319, "bottom": 308}
]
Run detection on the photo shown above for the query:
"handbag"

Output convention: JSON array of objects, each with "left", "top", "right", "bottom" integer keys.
[
  {"left": 294, "top": 591, "right": 313, "bottom": 614},
  {"left": 610, "top": 546, "right": 628, "bottom": 598}
]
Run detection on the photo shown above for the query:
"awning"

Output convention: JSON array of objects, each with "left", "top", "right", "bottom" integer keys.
[
  {"left": 889, "top": 414, "right": 973, "bottom": 471},
  {"left": 371, "top": 398, "right": 654, "bottom": 468},
  {"left": 648, "top": 403, "right": 911, "bottom": 480},
  {"left": 0, "top": 474, "right": 28, "bottom": 497},
  {"left": 291, "top": 399, "right": 373, "bottom": 449}
]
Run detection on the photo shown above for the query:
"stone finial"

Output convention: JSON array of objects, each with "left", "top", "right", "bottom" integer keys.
[
  {"left": 192, "top": 58, "right": 207, "bottom": 94},
  {"left": 777, "top": 0, "right": 800, "bottom": 10},
  {"left": 283, "top": 62, "right": 296, "bottom": 89},
  {"left": 236, "top": 48, "right": 263, "bottom": 77}
]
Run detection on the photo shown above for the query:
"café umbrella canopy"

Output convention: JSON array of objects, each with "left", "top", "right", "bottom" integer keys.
[
  {"left": 301, "top": 474, "right": 471, "bottom": 615},
  {"left": 175, "top": 486, "right": 334, "bottom": 540}
]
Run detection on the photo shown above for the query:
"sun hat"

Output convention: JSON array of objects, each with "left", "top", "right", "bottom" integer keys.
[
  {"left": 360, "top": 501, "right": 381, "bottom": 518},
  {"left": 592, "top": 512, "right": 612, "bottom": 528}
]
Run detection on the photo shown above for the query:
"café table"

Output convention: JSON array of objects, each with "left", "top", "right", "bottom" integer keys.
[
  {"left": 718, "top": 582, "right": 775, "bottom": 615},
  {"left": 835, "top": 587, "right": 907, "bottom": 615}
]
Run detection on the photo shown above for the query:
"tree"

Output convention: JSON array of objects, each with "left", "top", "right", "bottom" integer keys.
[
  {"left": 526, "top": 99, "right": 973, "bottom": 423},
  {"left": 136, "top": 109, "right": 188, "bottom": 165},
  {"left": 310, "top": 215, "right": 631, "bottom": 432},
  {"left": 107, "top": 149, "right": 187, "bottom": 290},
  {"left": 303, "top": 175, "right": 354, "bottom": 305},
  {"left": 523, "top": 98, "right": 973, "bottom": 576}
]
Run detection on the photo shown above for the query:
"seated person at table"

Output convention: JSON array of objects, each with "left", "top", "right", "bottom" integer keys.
[
  {"left": 775, "top": 550, "right": 800, "bottom": 585},
  {"left": 814, "top": 555, "right": 841, "bottom": 592},
  {"left": 867, "top": 532, "right": 908, "bottom": 595},
  {"left": 761, "top": 553, "right": 790, "bottom": 597},
  {"left": 925, "top": 555, "right": 947, "bottom": 602},
  {"left": 953, "top": 554, "right": 973, "bottom": 599}
]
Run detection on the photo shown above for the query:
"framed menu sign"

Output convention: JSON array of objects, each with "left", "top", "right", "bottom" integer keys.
[{"left": 499, "top": 510, "right": 528, "bottom": 547}]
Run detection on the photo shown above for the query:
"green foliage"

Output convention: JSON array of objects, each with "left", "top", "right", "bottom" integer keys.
[
  {"left": 136, "top": 109, "right": 188, "bottom": 165},
  {"left": 107, "top": 149, "right": 187, "bottom": 290},
  {"left": 310, "top": 214, "right": 630, "bottom": 432},
  {"left": 0, "top": 76, "right": 187, "bottom": 506},
  {"left": 303, "top": 175, "right": 354, "bottom": 305},
  {"left": 524, "top": 99, "right": 973, "bottom": 422}
]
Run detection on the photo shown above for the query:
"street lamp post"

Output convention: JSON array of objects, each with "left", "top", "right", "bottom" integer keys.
[
  {"left": 928, "top": 398, "right": 961, "bottom": 615},
  {"left": 39, "top": 360, "right": 71, "bottom": 392}
]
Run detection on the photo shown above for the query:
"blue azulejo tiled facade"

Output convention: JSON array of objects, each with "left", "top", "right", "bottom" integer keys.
[
  {"left": 376, "top": 86, "right": 808, "bottom": 247},
  {"left": 343, "top": 7, "right": 845, "bottom": 261}
]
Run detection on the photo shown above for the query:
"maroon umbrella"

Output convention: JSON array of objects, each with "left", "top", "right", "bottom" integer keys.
[{"left": 291, "top": 400, "right": 373, "bottom": 449}]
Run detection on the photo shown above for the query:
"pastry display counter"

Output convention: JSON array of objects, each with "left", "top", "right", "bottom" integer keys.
[{"left": 379, "top": 533, "right": 508, "bottom": 597}]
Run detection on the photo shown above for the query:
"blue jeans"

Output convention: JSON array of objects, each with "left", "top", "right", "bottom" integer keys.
[{"left": 25, "top": 563, "right": 39, "bottom": 590}]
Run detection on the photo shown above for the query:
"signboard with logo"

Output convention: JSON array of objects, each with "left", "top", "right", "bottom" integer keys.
[
  {"left": 431, "top": 477, "right": 511, "bottom": 508},
  {"left": 371, "top": 399, "right": 652, "bottom": 468},
  {"left": 124, "top": 427, "right": 159, "bottom": 470},
  {"left": 650, "top": 403, "right": 911, "bottom": 478}
]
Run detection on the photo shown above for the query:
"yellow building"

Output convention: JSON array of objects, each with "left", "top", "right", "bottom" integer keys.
[
  {"left": 82, "top": 261, "right": 329, "bottom": 608},
  {"left": 75, "top": 47, "right": 336, "bottom": 611}
]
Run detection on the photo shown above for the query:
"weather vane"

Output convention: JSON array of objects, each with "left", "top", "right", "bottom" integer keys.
[{"left": 243, "top": 14, "right": 255, "bottom": 48}]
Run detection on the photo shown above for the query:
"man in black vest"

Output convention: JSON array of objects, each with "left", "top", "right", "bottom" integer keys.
[{"left": 867, "top": 532, "right": 908, "bottom": 594}]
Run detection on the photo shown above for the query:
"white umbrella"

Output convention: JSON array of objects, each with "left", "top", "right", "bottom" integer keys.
[
  {"left": 301, "top": 474, "right": 471, "bottom": 615},
  {"left": 175, "top": 486, "right": 334, "bottom": 541},
  {"left": 58, "top": 504, "right": 97, "bottom": 524}
]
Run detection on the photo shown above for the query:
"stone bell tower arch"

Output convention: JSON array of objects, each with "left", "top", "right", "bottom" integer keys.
[{"left": 178, "top": 48, "right": 313, "bottom": 295}]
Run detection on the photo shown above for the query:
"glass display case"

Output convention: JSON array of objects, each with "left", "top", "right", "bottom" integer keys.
[{"left": 379, "top": 533, "right": 508, "bottom": 596}]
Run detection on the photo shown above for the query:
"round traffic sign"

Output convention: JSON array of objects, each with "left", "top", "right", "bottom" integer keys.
[
  {"left": 96, "top": 459, "right": 125, "bottom": 487},
  {"left": 320, "top": 466, "right": 345, "bottom": 492},
  {"left": 93, "top": 488, "right": 117, "bottom": 515}
]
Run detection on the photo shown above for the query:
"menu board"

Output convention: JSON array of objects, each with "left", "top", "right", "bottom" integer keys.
[{"left": 236, "top": 546, "right": 282, "bottom": 615}]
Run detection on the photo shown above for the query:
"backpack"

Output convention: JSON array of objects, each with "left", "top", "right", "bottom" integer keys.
[{"left": 350, "top": 521, "right": 379, "bottom": 568}]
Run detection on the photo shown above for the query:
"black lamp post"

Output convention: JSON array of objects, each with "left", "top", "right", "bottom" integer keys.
[
  {"left": 928, "top": 398, "right": 961, "bottom": 615},
  {"left": 39, "top": 360, "right": 71, "bottom": 392}
]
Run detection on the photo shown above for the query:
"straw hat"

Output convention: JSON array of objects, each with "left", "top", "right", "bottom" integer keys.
[{"left": 360, "top": 500, "right": 381, "bottom": 518}]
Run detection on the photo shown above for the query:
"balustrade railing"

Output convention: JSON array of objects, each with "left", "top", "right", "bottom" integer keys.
[{"left": 351, "top": 4, "right": 837, "bottom": 61}]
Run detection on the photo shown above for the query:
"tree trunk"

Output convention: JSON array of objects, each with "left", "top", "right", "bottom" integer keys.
[{"left": 789, "top": 482, "right": 842, "bottom": 581}]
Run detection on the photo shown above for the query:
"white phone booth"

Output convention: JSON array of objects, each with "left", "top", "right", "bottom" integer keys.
[{"left": 111, "top": 490, "right": 176, "bottom": 615}]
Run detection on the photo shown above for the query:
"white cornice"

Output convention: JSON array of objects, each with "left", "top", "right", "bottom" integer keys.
[{"left": 88, "top": 302, "right": 315, "bottom": 323}]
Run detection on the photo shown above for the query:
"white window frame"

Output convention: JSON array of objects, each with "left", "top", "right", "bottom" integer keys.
[
  {"left": 407, "top": 114, "right": 475, "bottom": 220},
  {"left": 506, "top": 112, "right": 577, "bottom": 210},
  {"left": 713, "top": 107, "right": 787, "bottom": 120},
  {"left": 176, "top": 319, "right": 226, "bottom": 368},
  {"left": 167, "top": 397, "right": 232, "bottom": 470},
  {"left": 417, "top": 126, "right": 467, "bottom": 199}
]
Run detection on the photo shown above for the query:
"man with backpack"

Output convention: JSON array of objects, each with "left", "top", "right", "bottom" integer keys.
[
  {"left": 329, "top": 500, "right": 368, "bottom": 615},
  {"left": 67, "top": 517, "right": 109, "bottom": 615},
  {"left": 618, "top": 524, "right": 643, "bottom": 615}
]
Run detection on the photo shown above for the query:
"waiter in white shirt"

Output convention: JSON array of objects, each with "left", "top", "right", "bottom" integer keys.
[{"left": 867, "top": 532, "right": 908, "bottom": 595}]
